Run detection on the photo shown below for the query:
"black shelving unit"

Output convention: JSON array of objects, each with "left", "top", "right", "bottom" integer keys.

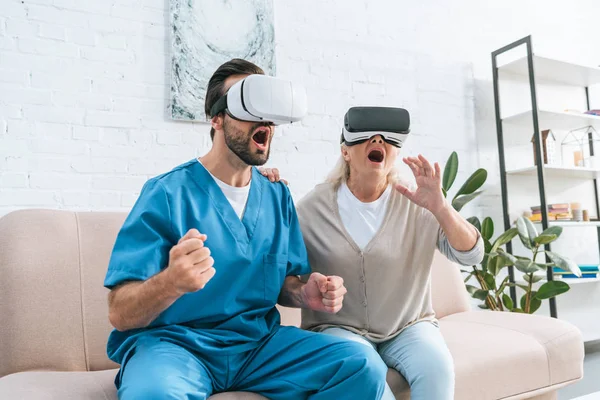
[{"left": 491, "top": 35, "right": 600, "bottom": 318}]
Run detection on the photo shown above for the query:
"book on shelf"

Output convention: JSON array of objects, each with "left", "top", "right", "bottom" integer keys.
[
  {"left": 555, "top": 273, "right": 598, "bottom": 279},
  {"left": 553, "top": 266, "right": 599, "bottom": 272},
  {"left": 529, "top": 213, "right": 573, "bottom": 222},
  {"left": 531, "top": 203, "right": 570, "bottom": 212},
  {"left": 532, "top": 208, "right": 570, "bottom": 214},
  {"left": 553, "top": 265, "right": 599, "bottom": 279},
  {"left": 528, "top": 204, "right": 574, "bottom": 221}
]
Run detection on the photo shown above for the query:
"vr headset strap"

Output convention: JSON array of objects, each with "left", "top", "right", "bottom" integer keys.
[{"left": 209, "top": 94, "right": 228, "bottom": 118}]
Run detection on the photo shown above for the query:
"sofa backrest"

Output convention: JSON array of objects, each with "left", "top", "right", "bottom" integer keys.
[{"left": 0, "top": 209, "right": 470, "bottom": 376}]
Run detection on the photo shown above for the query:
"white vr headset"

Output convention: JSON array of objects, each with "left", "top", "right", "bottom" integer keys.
[
  {"left": 341, "top": 107, "right": 411, "bottom": 148},
  {"left": 209, "top": 75, "right": 307, "bottom": 125}
]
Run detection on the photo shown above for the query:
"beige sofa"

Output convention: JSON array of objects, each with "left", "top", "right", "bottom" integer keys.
[{"left": 0, "top": 209, "right": 584, "bottom": 399}]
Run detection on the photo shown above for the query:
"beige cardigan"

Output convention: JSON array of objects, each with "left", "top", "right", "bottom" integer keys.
[{"left": 296, "top": 182, "right": 483, "bottom": 342}]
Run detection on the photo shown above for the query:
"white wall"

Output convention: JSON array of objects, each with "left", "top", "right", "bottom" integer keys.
[
  {"left": 0, "top": 0, "right": 478, "bottom": 216},
  {"left": 0, "top": 0, "right": 599, "bottom": 225}
]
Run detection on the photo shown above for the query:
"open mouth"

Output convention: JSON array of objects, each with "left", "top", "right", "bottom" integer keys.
[
  {"left": 368, "top": 149, "right": 385, "bottom": 163},
  {"left": 252, "top": 127, "right": 270, "bottom": 148}
]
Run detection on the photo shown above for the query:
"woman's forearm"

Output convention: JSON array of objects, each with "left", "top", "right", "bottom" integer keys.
[{"left": 433, "top": 203, "right": 479, "bottom": 251}]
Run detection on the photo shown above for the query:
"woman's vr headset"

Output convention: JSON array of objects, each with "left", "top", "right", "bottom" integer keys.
[
  {"left": 209, "top": 75, "right": 307, "bottom": 125},
  {"left": 341, "top": 107, "right": 410, "bottom": 148}
]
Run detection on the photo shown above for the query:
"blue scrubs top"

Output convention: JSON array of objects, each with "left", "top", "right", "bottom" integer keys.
[{"left": 104, "top": 160, "right": 310, "bottom": 363}]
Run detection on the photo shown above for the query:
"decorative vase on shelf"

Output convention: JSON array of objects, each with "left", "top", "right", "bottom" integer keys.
[{"left": 561, "top": 126, "right": 600, "bottom": 168}]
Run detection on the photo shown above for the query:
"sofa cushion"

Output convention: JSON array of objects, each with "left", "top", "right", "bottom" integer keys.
[
  {"left": 0, "top": 368, "right": 407, "bottom": 400},
  {"left": 0, "top": 370, "right": 119, "bottom": 400},
  {"left": 440, "top": 311, "right": 583, "bottom": 400},
  {"left": 0, "top": 369, "right": 268, "bottom": 400}
]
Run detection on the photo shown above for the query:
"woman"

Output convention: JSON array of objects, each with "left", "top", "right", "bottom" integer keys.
[{"left": 262, "top": 107, "right": 483, "bottom": 399}]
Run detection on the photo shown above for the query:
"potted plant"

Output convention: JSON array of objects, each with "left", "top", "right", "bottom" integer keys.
[{"left": 442, "top": 152, "right": 581, "bottom": 313}]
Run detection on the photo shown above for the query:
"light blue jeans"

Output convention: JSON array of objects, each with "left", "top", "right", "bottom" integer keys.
[{"left": 322, "top": 322, "right": 454, "bottom": 400}]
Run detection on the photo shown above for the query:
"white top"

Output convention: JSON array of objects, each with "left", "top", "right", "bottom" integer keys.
[
  {"left": 199, "top": 160, "right": 251, "bottom": 220},
  {"left": 337, "top": 182, "right": 392, "bottom": 250}
]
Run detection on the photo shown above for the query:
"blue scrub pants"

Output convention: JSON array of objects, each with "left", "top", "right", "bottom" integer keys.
[
  {"left": 323, "top": 322, "right": 454, "bottom": 400},
  {"left": 117, "top": 325, "right": 387, "bottom": 400}
]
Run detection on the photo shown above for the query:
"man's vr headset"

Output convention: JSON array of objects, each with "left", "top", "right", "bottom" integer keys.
[
  {"left": 341, "top": 107, "right": 410, "bottom": 148},
  {"left": 209, "top": 75, "right": 307, "bottom": 125}
]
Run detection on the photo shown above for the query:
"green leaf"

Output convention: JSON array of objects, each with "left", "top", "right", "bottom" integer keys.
[
  {"left": 473, "top": 289, "right": 489, "bottom": 301},
  {"left": 452, "top": 191, "right": 484, "bottom": 212},
  {"left": 523, "top": 274, "right": 544, "bottom": 283},
  {"left": 478, "top": 304, "right": 489, "bottom": 310},
  {"left": 523, "top": 218, "right": 539, "bottom": 244},
  {"left": 453, "top": 168, "right": 487, "bottom": 199},
  {"left": 460, "top": 269, "right": 471, "bottom": 274},
  {"left": 514, "top": 259, "right": 543, "bottom": 274},
  {"left": 443, "top": 151, "right": 458, "bottom": 191},
  {"left": 463, "top": 272, "right": 474, "bottom": 283},
  {"left": 516, "top": 217, "right": 533, "bottom": 249},
  {"left": 481, "top": 237, "right": 492, "bottom": 270},
  {"left": 465, "top": 284, "right": 479, "bottom": 295},
  {"left": 467, "top": 216, "right": 481, "bottom": 232},
  {"left": 481, "top": 217, "right": 494, "bottom": 241},
  {"left": 507, "top": 283, "right": 530, "bottom": 291},
  {"left": 484, "top": 237, "right": 492, "bottom": 254},
  {"left": 483, "top": 272, "right": 496, "bottom": 290},
  {"left": 488, "top": 256, "right": 505, "bottom": 277},
  {"left": 520, "top": 292, "right": 541, "bottom": 313},
  {"left": 502, "top": 293, "right": 514, "bottom": 310},
  {"left": 512, "top": 308, "right": 524, "bottom": 313},
  {"left": 442, "top": 187, "right": 447, "bottom": 198},
  {"left": 529, "top": 292, "right": 542, "bottom": 313},
  {"left": 541, "top": 226, "right": 563, "bottom": 238},
  {"left": 520, "top": 294, "right": 527, "bottom": 311},
  {"left": 546, "top": 251, "right": 582, "bottom": 277},
  {"left": 491, "top": 228, "right": 519, "bottom": 253},
  {"left": 534, "top": 234, "right": 558, "bottom": 245},
  {"left": 535, "top": 281, "right": 570, "bottom": 300},
  {"left": 497, "top": 248, "right": 517, "bottom": 266}
]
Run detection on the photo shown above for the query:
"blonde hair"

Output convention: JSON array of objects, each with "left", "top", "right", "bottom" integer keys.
[{"left": 325, "top": 144, "right": 402, "bottom": 189}]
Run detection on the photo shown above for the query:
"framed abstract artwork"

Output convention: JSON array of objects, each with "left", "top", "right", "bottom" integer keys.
[{"left": 170, "top": 0, "right": 276, "bottom": 121}]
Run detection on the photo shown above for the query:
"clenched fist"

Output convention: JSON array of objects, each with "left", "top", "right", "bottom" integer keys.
[
  {"left": 301, "top": 273, "right": 347, "bottom": 314},
  {"left": 164, "top": 229, "right": 216, "bottom": 294}
]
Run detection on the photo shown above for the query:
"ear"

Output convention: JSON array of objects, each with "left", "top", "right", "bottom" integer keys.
[
  {"left": 211, "top": 113, "right": 224, "bottom": 131},
  {"left": 341, "top": 145, "right": 351, "bottom": 162}
]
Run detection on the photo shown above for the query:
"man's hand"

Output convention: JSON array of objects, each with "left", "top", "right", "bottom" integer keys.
[
  {"left": 258, "top": 167, "right": 289, "bottom": 185},
  {"left": 164, "top": 229, "right": 216, "bottom": 294},
  {"left": 301, "top": 273, "right": 347, "bottom": 314},
  {"left": 395, "top": 154, "right": 447, "bottom": 216}
]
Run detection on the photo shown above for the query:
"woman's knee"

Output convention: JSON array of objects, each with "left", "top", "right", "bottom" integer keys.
[{"left": 408, "top": 345, "right": 454, "bottom": 385}]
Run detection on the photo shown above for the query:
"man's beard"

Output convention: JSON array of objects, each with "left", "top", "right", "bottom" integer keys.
[{"left": 223, "top": 119, "right": 272, "bottom": 166}]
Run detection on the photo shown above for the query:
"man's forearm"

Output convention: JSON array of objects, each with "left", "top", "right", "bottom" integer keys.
[
  {"left": 108, "top": 270, "right": 182, "bottom": 331},
  {"left": 278, "top": 276, "right": 306, "bottom": 308},
  {"left": 434, "top": 203, "right": 479, "bottom": 251}
]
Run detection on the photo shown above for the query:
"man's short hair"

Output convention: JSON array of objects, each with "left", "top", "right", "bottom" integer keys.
[{"left": 205, "top": 59, "right": 265, "bottom": 141}]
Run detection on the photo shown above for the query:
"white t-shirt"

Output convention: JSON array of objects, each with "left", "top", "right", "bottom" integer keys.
[
  {"left": 337, "top": 182, "right": 392, "bottom": 250},
  {"left": 200, "top": 160, "right": 251, "bottom": 220}
]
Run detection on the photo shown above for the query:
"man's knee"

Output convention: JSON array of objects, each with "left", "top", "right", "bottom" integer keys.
[
  {"left": 119, "top": 379, "right": 191, "bottom": 400},
  {"left": 341, "top": 341, "right": 388, "bottom": 385}
]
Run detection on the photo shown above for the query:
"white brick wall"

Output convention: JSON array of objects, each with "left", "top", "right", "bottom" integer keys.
[{"left": 1, "top": 0, "right": 598, "bottom": 218}]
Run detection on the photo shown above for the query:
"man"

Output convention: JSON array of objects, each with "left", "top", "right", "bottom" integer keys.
[{"left": 104, "top": 59, "right": 388, "bottom": 400}]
